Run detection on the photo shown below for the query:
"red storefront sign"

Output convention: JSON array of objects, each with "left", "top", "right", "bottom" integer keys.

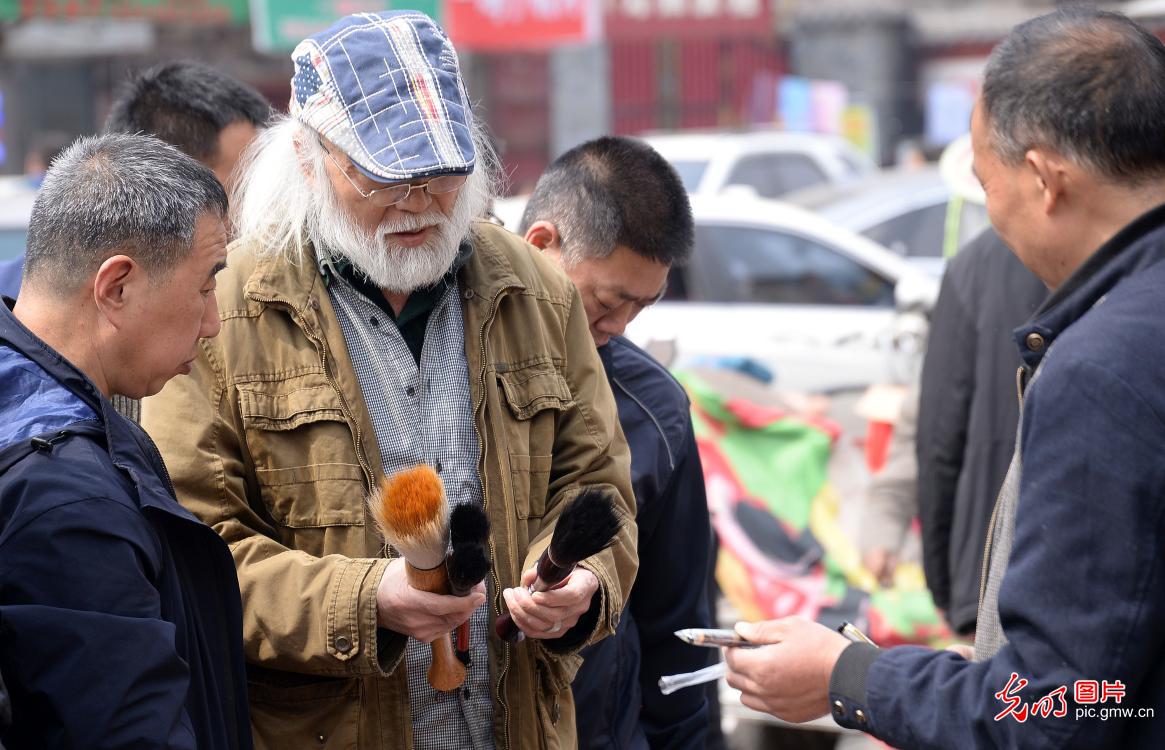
[
  {"left": 444, "top": 0, "right": 600, "bottom": 52},
  {"left": 605, "top": 0, "right": 774, "bottom": 40}
]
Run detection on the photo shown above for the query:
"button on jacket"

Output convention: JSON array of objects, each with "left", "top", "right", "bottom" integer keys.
[{"left": 141, "top": 220, "right": 638, "bottom": 750}]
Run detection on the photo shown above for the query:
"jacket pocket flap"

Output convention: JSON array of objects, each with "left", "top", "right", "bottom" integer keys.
[
  {"left": 498, "top": 364, "right": 573, "bottom": 420},
  {"left": 239, "top": 384, "right": 345, "bottom": 430}
]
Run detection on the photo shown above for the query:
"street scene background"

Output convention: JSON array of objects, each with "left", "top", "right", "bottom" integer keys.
[{"left": 3, "top": 1, "right": 1164, "bottom": 747}]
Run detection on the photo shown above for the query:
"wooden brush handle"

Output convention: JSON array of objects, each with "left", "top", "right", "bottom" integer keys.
[{"left": 407, "top": 562, "right": 467, "bottom": 692}]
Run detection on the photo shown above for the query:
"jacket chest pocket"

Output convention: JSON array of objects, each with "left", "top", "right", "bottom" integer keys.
[
  {"left": 496, "top": 362, "right": 573, "bottom": 519},
  {"left": 239, "top": 383, "right": 368, "bottom": 549}
]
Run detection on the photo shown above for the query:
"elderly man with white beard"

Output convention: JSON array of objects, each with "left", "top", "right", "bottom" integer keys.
[{"left": 140, "top": 11, "right": 637, "bottom": 750}]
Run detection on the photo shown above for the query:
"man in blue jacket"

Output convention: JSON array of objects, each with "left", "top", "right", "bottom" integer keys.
[
  {"left": 725, "top": 7, "right": 1165, "bottom": 748},
  {"left": 0, "top": 133, "right": 250, "bottom": 748},
  {"left": 521, "top": 136, "right": 719, "bottom": 749}
]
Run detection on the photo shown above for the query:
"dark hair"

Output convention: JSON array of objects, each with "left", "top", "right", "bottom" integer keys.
[
  {"left": 24, "top": 133, "right": 228, "bottom": 294},
  {"left": 520, "top": 136, "right": 693, "bottom": 267},
  {"left": 104, "top": 60, "right": 271, "bottom": 163},
  {"left": 982, "top": 7, "right": 1165, "bottom": 182}
]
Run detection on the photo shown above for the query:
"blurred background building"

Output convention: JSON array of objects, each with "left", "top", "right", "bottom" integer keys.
[{"left": 0, "top": 0, "right": 1162, "bottom": 190}]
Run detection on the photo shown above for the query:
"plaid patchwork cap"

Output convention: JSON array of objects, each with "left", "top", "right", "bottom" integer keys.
[{"left": 290, "top": 11, "right": 475, "bottom": 183}]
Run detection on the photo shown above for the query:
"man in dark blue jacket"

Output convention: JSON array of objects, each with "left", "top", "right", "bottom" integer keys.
[
  {"left": 724, "top": 7, "right": 1165, "bottom": 748},
  {"left": 521, "top": 136, "right": 718, "bottom": 749},
  {"left": 0, "top": 132, "right": 250, "bottom": 748}
]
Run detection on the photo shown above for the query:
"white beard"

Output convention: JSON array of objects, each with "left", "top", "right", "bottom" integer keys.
[{"left": 308, "top": 188, "right": 471, "bottom": 294}]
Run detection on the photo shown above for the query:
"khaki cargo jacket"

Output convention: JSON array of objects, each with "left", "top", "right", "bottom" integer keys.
[{"left": 142, "top": 221, "right": 638, "bottom": 750}]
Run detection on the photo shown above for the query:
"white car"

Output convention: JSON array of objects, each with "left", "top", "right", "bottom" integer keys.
[
  {"left": 624, "top": 195, "right": 936, "bottom": 393},
  {"left": 785, "top": 165, "right": 990, "bottom": 278},
  {"left": 641, "top": 130, "right": 877, "bottom": 199}
]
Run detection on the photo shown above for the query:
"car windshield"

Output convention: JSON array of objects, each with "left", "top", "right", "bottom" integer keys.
[
  {"left": 0, "top": 229, "right": 27, "bottom": 262},
  {"left": 670, "top": 160, "right": 709, "bottom": 192}
]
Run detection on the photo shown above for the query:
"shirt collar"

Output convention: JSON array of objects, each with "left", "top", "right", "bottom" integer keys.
[{"left": 1013, "top": 202, "right": 1165, "bottom": 370}]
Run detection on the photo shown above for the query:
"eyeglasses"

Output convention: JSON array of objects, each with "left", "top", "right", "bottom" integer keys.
[{"left": 320, "top": 141, "right": 467, "bottom": 207}]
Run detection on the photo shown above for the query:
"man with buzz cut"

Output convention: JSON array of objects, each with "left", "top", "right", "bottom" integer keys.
[
  {"left": 520, "top": 135, "right": 718, "bottom": 750},
  {"left": 0, "top": 132, "right": 249, "bottom": 749},
  {"left": 725, "top": 8, "right": 1165, "bottom": 748},
  {"left": 143, "top": 11, "right": 637, "bottom": 750}
]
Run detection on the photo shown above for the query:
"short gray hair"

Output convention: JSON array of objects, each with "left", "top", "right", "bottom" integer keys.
[
  {"left": 982, "top": 7, "right": 1165, "bottom": 183},
  {"left": 24, "top": 132, "right": 228, "bottom": 293}
]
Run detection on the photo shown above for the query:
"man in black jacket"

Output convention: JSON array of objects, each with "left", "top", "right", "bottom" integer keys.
[
  {"left": 915, "top": 228, "right": 1046, "bottom": 634},
  {"left": 521, "top": 136, "right": 719, "bottom": 749},
  {"left": 0, "top": 133, "right": 250, "bottom": 748}
]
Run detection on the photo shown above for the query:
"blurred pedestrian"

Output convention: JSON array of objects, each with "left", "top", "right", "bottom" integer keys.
[
  {"left": 915, "top": 227, "right": 1046, "bottom": 635},
  {"left": 521, "top": 136, "right": 719, "bottom": 750},
  {"left": 105, "top": 60, "right": 271, "bottom": 190},
  {"left": 0, "top": 61, "right": 269, "bottom": 300},
  {"left": 723, "top": 8, "right": 1165, "bottom": 747},
  {"left": 858, "top": 377, "right": 920, "bottom": 589},
  {"left": 141, "top": 11, "right": 636, "bottom": 750},
  {"left": 0, "top": 133, "right": 249, "bottom": 748}
]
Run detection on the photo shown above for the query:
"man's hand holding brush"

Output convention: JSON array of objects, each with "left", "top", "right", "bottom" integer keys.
[
  {"left": 502, "top": 567, "right": 598, "bottom": 639},
  {"left": 376, "top": 560, "right": 485, "bottom": 643}
]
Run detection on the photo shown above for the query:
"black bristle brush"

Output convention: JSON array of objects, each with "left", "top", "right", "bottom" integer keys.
[
  {"left": 495, "top": 487, "right": 623, "bottom": 644},
  {"left": 446, "top": 504, "right": 491, "bottom": 664}
]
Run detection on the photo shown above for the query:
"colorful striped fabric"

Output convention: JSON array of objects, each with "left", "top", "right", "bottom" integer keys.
[{"left": 677, "top": 370, "right": 953, "bottom": 648}]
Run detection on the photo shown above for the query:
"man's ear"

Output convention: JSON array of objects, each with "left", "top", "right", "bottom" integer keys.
[
  {"left": 92, "top": 254, "right": 141, "bottom": 327},
  {"left": 1025, "top": 148, "right": 1069, "bottom": 215},
  {"left": 524, "top": 220, "right": 562, "bottom": 258},
  {"left": 292, "top": 134, "right": 317, "bottom": 185}
]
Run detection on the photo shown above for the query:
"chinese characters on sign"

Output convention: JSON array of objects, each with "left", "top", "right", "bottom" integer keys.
[{"left": 994, "top": 674, "right": 1141, "bottom": 723}]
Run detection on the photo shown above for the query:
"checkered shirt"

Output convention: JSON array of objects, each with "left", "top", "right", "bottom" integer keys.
[{"left": 325, "top": 266, "right": 494, "bottom": 750}]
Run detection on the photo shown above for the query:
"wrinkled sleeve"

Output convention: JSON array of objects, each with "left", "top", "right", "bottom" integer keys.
[
  {"left": 0, "top": 495, "right": 196, "bottom": 749},
  {"left": 524, "top": 287, "right": 639, "bottom": 656},
  {"left": 142, "top": 340, "right": 399, "bottom": 679},
  {"left": 832, "top": 360, "right": 1165, "bottom": 749}
]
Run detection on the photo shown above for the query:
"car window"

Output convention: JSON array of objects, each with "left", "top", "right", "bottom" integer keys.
[
  {"left": 0, "top": 229, "right": 27, "bottom": 262},
  {"left": 690, "top": 224, "right": 895, "bottom": 307},
  {"left": 725, "top": 154, "right": 827, "bottom": 198},
  {"left": 670, "top": 160, "right": 710, "bottom": 193},
  {"left": 862, "top": 203, "right": 947, "bottom": 258}
]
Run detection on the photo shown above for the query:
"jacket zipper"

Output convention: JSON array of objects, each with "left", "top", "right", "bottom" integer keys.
[
  {"left": 468, "top": 283, "right": 518, "bottom": 750},
  {"left": 977, "top": 366, "right": 1028, "bottom": 609}
]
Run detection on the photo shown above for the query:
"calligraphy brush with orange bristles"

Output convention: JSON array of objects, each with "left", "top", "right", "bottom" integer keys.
[
  {"left": 495, "top": 487, "right": 623, "bottom": 644},
  {"left": 370, "top": 465, "right": 465, "bottom": 691},
  {"left": 446, "top": 503, "right": 491, "bottom": 664}
]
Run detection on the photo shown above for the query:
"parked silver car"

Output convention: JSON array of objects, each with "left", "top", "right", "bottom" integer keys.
[
  {"left": 641, "top": 130, "right": 877, "bottom": 199},
  {"left": 626, "top": 195, "right": 936, "bottom": 392},
  {"left": 784, "top": 165, "right": 990, "bottom": 277}
]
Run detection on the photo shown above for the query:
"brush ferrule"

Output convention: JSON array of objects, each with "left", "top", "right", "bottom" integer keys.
[{"left": 531, "top": 548, "right": 573, "bottom": 592}]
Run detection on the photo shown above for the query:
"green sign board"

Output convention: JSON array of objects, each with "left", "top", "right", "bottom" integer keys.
[{"left": 249, "top": 0, "right": 441, "bottom": 54}]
